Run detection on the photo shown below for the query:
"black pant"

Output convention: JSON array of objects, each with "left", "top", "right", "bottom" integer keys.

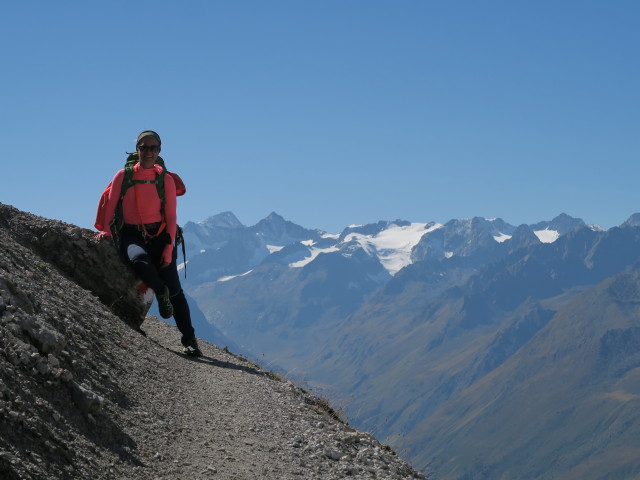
[{"left": 119, "top": 226, "right": 195, "bottom": 344}]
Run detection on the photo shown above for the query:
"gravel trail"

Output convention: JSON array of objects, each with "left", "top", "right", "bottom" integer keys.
[{"left": 121, "top": 316, "right": 425, "bottom": 479}]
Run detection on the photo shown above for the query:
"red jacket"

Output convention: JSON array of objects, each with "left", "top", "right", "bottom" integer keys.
[{"left": 99, "top": 163, "right": 177, "bottom": 264}]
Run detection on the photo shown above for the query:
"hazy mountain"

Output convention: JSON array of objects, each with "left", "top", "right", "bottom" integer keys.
[
  {"left": 182, "top": 210, "right": 640, "bottom": 479},
  {"left": 529, "top": 212, "right": 587, "bottom": 240},
  {"left": 186, "top": 216, "right": 442, "bottom": 364},
  {"left": 407, "top": 271, "right": 640, "bottom": 480},
  {"left": 304, "top": 223, "right": 640, "bottom": 477},
  {"left": 181, "top": 211, "right": 244, "bottom": 251},
  {"left": 181, "top": 211, "right": 326, "bottom": 285},
  {"left": 621, "top": 212, "right": 640, "bottom": 228}
]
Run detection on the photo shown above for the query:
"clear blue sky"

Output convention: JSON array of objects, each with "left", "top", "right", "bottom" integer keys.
[{"left": 1, "top": 1, "right": 638, "bottom": 233}]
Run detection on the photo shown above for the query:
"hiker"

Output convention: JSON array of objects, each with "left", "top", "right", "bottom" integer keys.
[{"left": 98, "top": 130, "right": 202, "bottom": 356}]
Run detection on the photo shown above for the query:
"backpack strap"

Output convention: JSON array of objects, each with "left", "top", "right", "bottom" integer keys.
[
  {"left": 109, "top": 154, "right": 140, "bottom": 244},
  {"left": 120, "top": 153, "right": 142, "bottom": 200},
  {"left": 155, "top": 157, "right": 167, "bottom": 204}
]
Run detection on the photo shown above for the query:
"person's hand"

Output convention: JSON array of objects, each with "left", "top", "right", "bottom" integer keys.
[
  {"left": 161, "top": 245, "right": 173, "bottom": 268},
  {"left": 93, "top": 231, "right": 111, "bottom": 241}
]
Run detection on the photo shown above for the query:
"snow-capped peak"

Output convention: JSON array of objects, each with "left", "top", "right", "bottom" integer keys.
[
  {"left": 533, "top": 228, "right": 560, "bottom": 243},
  {"left": 343, "top": 222, "right": 441, "bottom": 275}
]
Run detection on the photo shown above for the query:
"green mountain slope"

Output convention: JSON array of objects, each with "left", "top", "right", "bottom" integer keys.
[{"left": 408, "top": 272, "right": 640, "bottom": 479}]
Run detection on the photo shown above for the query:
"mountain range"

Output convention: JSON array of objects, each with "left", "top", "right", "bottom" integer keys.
[{"left": 180, "top": 210, "right": 640, "bottom": 479}]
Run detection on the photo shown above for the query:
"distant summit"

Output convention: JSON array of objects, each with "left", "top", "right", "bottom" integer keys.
[
  {"left": 621, "top": 212, "right": 640, "bottom": 228},
  {"left": 250, "top": 211, "right": 323, "bottom": 245},
  {"left": 530, "top": 212, "right": 586, "bottom": 235},
  {"left": 200, "top": 211, "right": 244, "bottom": 230}
]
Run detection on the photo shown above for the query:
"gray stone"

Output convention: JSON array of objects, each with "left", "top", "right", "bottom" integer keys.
[
  {"left": 48, "top": 354, "right": 60, "bottom": 368},
  {"left": 72, "top": 382, "right": 104, "bottom": 415},
  {"left": 19, "top": 316, "right": 67, "bottom": 354},
  {"left": 324, "top": 448, "right": 343, "bottom": 461},
  {"left": 35, "top": 361, "right": 49, "bottom": 375}
]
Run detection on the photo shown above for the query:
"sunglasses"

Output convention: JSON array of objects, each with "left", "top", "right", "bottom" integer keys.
[{"left": 138, "top": 144, "right": 160, "bottom": 152}]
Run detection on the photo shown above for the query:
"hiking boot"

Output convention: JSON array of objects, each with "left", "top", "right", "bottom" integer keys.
[
  {"left": 183, "top": 337, "right": 202, "bottom": 357},
  {"left": 156, "top": 286, "right": 174, "bottom": 319}
]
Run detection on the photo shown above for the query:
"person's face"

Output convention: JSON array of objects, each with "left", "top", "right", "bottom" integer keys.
[{"left": 137, "top": 136, "right": 160, "bottom": 168}]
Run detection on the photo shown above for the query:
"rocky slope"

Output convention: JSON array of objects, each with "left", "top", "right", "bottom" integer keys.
[{"left": 0, "top": 203, "right": 424, "bottom": 480}]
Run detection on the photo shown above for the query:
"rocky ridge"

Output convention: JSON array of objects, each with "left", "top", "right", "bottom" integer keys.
[{"left": 0, "top": 203, "right": 424, "bottom": 480}]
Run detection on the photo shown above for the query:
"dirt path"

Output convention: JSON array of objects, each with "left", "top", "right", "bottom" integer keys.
[
  {"left": 115, "top": 316, "right": 424, "bottom": 480},
  {"left": 125, "top": 317, "right": 318, "bottom": 479}
]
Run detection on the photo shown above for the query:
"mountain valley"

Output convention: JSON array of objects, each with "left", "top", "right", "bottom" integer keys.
[{"left": 182, "top": 210, "right": 640, "bottom": 479}]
